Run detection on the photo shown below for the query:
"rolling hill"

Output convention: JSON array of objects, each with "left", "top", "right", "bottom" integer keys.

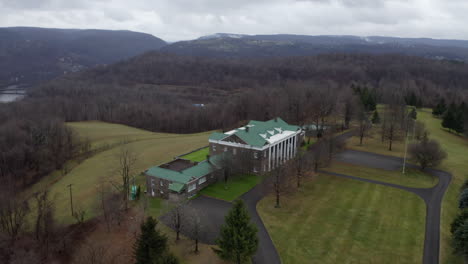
[
  {"left": 0, "top": 27, "right": 167, "bottom": 88},
  {"left": 162, "top": 33, "right": 468, "bottom": 61}
]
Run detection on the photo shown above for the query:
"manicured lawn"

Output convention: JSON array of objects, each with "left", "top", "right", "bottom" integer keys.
[
  {"left": 324, "top": 161, "right": 437, "bottom": 188},
  {"left": 346, "top": 127, "right": 405, "bottom": 158},
  {"left": 417, "top": 110, "right": 468, "bottom": 264},
  {"left": 26, "top": 121, "right": 213, "bottom": 225},
  {"left": 180, "top": 147, "right": 209, "bottom": 162},
  {"left": 301, "top": 137, "right": 317, "bottom": 150},
  {"left": 257, "top": 174, "right": 426, "bottom": 264},
  {"left": 343, "top": 109, "right": 468, "bottom": 263},
  {"left": 199, "top": 174, "right": 263, "bottom": 201}
]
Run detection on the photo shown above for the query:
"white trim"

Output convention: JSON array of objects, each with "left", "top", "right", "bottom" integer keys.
[
  {"left": 208, "top": 129, "right": 302, "bottom": 151},
  {"left": 198, "top": 177, "right": 206, "bottom": 185},
  {"left": 188, "top": 183, "right": 196, "bottom": 192}
]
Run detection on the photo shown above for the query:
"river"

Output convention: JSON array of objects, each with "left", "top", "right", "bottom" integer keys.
[{"left": 0, "top": 85, "right": 26, "bottom": 103}]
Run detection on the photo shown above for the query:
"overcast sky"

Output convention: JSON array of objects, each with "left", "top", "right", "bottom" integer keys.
[{"left": 0, "top": 0, "right": 467, "bottom": 42}]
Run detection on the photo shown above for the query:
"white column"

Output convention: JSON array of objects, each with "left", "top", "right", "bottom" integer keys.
[
  {"left": 294, "top": 134, "right": 298, "bottom": 155},
  {"left": 278, "top": 142, "right": 281, "bottom": 165},
  {"left": 292, "top": 135, "right": 296, "bottom": 156},
  {"left": 268, "top": 146, "right": 272, "bottom": 171},
  {"left": 288, "top": 137, "right": 292, "bottom": 159},
  {"left": 284, "top": 140, "right": 288, "bottom": 161}
]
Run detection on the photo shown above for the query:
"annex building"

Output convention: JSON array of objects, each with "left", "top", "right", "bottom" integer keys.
[{"left": 145, "top": 117, "right": 303, "bottom": 199}]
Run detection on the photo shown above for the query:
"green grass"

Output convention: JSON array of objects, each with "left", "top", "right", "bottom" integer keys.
[
  {"left": 199, "top": 174, "right": 263, "bottom": 201},
  {"left": 416, "top": 110, "right": 468, "bottom": 264},
  {"left": 26, "top": 121, "right": 213, "bottom": 225},
  {"left": 324, "top": 161, "right": 437, "bottom": 188},
  {"left": 301, "top": 137, "right": 317, "bottom": 150},
  {"left": 257, "top": 174, "right": 426, "bottom": 264},
  {"left": 342, "top": 109, "right": 468, "bottom": 263},
  {"left": 180, "top": 147, "right": 209, "bottom": 162}
]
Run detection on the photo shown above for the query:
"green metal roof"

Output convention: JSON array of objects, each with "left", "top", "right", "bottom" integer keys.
[
  {"left": 169, "top": 182, "right": 185, "bottom": 193},
  {"left": 209, "top": 132, "right": 227, "bottom": 140},
  {"left": 146, "top": 153, "right": 226, "bottom": 187},
  {"left": 209, "top": 117, "right": 300, "bottom": 147}
]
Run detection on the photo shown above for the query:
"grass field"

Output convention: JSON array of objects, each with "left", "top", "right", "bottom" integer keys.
[
  {"left": 416, "top": 110, "right": 468, "bottom": 264},
  {"left": 27, "top": 121, "right": 213, "bottom": 225},
  {"left": 346, "top": 127, "right": 405, "bottom": 158},
  {"left": 323, "top": 161, "right": 437, "bottom": 188},
  {"left": 199, "top": 174, "right": 263, "bottom": 201},
  {"left": 301, "top": 137, "right": 317, "bottom": 150},
  {"left": 337, "top": 109, "right": 468, "bottom": 263},
  {"left": 257, "top": 174, "right": 426, "bottom": 264},
  {"left": 180, "top": 147, "right": 209, "bottom": 162}
]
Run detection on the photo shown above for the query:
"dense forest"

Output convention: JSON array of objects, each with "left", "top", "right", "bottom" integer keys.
[{"left": 2, "top": 52, "right": 468, "bottom": 189}]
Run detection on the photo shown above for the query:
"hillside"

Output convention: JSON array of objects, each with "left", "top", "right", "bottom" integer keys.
[
  {"left": 162, "top": 34, "right": 468, "bottom": 61},
  {"left": 0, "top": 27, "right": 166, "bottom": 88}
]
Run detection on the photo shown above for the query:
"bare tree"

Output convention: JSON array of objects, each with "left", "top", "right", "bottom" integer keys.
[
  {"left": 409, "top": 135, "right": 447, "bottom": 170},
  {"left": 357, "top": 108, "right": 371, "bottom": 146},
  {"left": 291, "top": 150, "right": 310, "bottom": 188},
  {"left": 0, "top": 179, "right": 29, "bottom": 243},
  {"left": 381, "top": 104, "right": 406, "bottom": 151},
  {"left": 169, "top": 201, "right": 186, "bottom": 241},
  {"left": 185, "top": 207, "right": 202, "bottom": 254},
  {"left": 113, "top": 144, "right": 137, "bottom": 210},
  {"left": 271, "top": 164, "right": 292, "bottom": 208},
  {"left": 33, "top": 188, "right": 55, "bottom": 256},
  {"left": 413, "top": 121, "right": 429, "bottom": 141}
]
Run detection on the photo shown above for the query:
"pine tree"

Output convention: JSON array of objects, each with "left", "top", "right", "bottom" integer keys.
[
  {"left": 215, "top": 200, "right": 258, "bottom": 264},
  {"left": 134, "top": 217, "right": 178, "bottom": 264},
  {"left": 454, "top": 102, "right": 466, "bottom": 134},
  {"left": 442, "top": 103, "right": 457, "bottom": 132},
  {"left": 409, "top": 108, "right": 417, "bottom": 120},
  {"left": 432, "top": 98, "right": 447, "bottom": 116},
  {"left": 371, "top": 111, "right": 380, "bottom": 124}
]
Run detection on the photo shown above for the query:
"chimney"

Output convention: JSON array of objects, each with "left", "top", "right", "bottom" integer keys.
[
  {"left": 246, "top": 126, "right": 249, "bottom": 132},
  {"left": 206, "top": 154, "right": 211, "bottom": 164}
]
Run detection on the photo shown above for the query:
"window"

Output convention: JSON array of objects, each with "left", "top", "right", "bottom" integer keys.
[
  {"left": 198, "top": 177, "right": 206, "bottom": 184},
  {"left": 253, "top": 152, "right": 258, "bottom": 159},
  {"left": 188, "top": 183, "right": 196, "bottom": 192},
  {"left": 160, "top": 181, "right": 163, "bottom": 186},
  {"left": 212, "top": 145, "right": 216, "bottom": 151},
  {"left": 224, "top": 147, "right": 228, "bottom": 152},
  {"left": 233, "top": 148, "right": 237, "bottom": 155}
]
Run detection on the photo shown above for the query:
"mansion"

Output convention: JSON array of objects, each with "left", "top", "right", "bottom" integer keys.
[
  {"left": 145, "top": 117, "right": 304, "bottom": 199},
  {"left": 209, "top": 117, "right": 304, "bottom": 173}
]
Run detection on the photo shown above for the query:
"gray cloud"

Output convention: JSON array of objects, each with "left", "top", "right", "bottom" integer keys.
[{"left": 0, "top": 0, "right": 467, "bottom": 41}]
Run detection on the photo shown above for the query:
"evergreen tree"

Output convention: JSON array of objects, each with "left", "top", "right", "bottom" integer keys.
[
  {"left": 215, "top": 200, "right": 258, "bottom": 264},
  {"left": 409, "top": 107, "right": 417, "bottom": 120},
  {"left": 371, "top": 111, "right": 380, "bottom": 124},
  {"left": 452, "top": 220, "right": 468, "bottom": 259},
  {"left": 442, "top": 103, "right": 457, "bottom": 132},
  {"left": 134, "top": 217, "right": 178, "bottom": 264},
  {"left": 454, "top": 102, "right": 466, "bottom": 134},
  {"left": 460, "top": 189, "right": 468, "bottom": 210},
  {"left": 452, "top": 210, "right": 468, "bottom": 234},
  {"left": 432, "top": 98, "right": 447, "bottom": 116},
  {"left": 405, "top": 92, "right": 418, "bottom": 107}
]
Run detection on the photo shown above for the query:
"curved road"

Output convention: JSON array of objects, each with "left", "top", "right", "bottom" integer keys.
[
  {"left": 328, "top": 150, "right": 452, "bottom": 264},
  {"left": 160, "top": 132, "right": 451, "bottom": 264}
]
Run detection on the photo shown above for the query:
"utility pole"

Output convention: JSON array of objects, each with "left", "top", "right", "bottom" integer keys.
[
  {"left": 402, "top": 118, "right": 415, "bottom": 174},
  {"left": 67, "top": 184, "right": 74, "bottom": 216}
]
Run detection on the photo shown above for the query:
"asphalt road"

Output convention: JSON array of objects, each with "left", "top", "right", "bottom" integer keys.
[{"left": 327, "top": 149, "right": 452, "bottom": 264}]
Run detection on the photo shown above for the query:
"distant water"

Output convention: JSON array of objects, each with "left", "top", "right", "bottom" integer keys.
[{"left": 0, "top": 85, "right": 25, "bottom": 103}]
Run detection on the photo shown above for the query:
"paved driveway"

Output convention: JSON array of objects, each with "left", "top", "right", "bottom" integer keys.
[{"left": 328, "top": 149, "right": 452, "bottom": 264}]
